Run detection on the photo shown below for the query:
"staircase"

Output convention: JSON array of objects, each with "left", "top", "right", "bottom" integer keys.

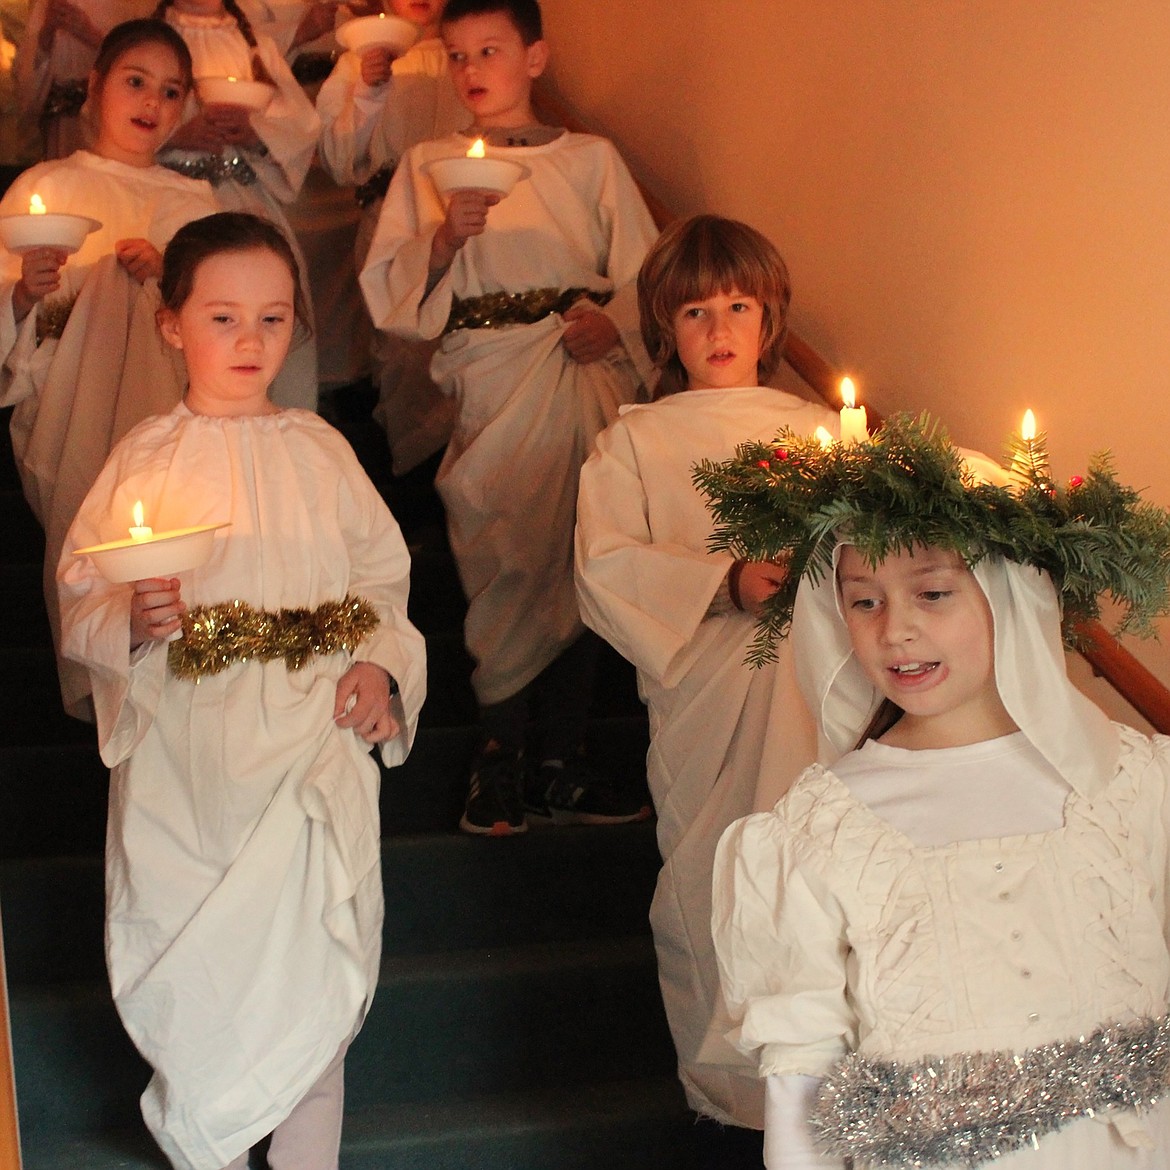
[{"left": 0, "top": 386, "right": 702, "bottom": 1169}]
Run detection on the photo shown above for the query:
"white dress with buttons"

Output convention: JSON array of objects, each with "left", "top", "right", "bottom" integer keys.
[{"left": 712, "top": 726, "right": 1170, "bottom": 1167}]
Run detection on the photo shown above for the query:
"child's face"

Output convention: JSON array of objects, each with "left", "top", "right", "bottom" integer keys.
[
  {"left": 389, "top": 0, "right": 443, "bottom": 32},
  {"left": 442, "top": 11, "right": 546, "bottom": 128},
  {"left": 159, "top": 248, "right": 296, "bottom": 418},
  {"left": 837, "top": 544, "right": 1013, "bottom": 748},
  {"left": 91, "top": 42, "right": 188, "bottom": 168},
  {"left": 671, "top": 289, "right": 763, "bottom": 391}
]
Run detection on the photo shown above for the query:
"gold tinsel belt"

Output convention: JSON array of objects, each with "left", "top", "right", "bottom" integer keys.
[
  {"left": 168, "top": 595, "right": 379, "bottom": 681},
  {"left": 442, "top": 287, "right": 611, "bottom": 336},
  {"left": 808, "top": 1015, "right": 1170, "bottom": 1167}
]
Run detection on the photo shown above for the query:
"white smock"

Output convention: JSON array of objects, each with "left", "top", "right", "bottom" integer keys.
[
  {"left": 160, "top": 9, "right": 322, "bottom": 409},
  {"left": 576, "top": 385, "right": 838, "bottom": 1126},
  {"left": 360, "top": 130, "right": 658, "bottom": 703},
  {"left": 58, "top": 405, "right": 427, "bottom": 1170},
  {"left": 0, "top": 150, "right": 220, "bottom": 717},
  {"left": 317, "top": 36, "right": 469, "bottom": 470},
  {"left": 712, "top": 550, "right": 1170, "bottom": 1168},
  {"left": 15, "top": 0, "right": 156, "bottom": 158}
]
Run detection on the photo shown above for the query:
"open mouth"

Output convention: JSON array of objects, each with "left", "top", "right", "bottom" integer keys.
[
  {"left": 466, "top": 86, "right": 488, "bottom": 100},
  {"left": 131, "top": 117, "right": 158, "bottom": 132},
  {"left": 889, "top": 661, "right": 939, "bottom": 679}
]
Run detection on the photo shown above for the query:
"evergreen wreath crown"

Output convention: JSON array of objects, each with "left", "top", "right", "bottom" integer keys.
[{"left": 693, "top": 412, "right": 1170, "bottom": 665}]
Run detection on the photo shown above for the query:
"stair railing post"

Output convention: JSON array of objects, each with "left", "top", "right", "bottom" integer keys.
[{"left": 0, "top": 901, "right": 21, "bottom": 1170}]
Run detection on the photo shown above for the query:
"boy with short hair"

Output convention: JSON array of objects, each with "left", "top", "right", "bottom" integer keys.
[{"left": 360, "top": 0, "right": 658, "bottom": 835}]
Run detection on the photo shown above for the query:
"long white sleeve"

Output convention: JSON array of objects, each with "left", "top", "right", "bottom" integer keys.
[{"left": 765, "top": 1076, "right": 843, "bottom": 1170}]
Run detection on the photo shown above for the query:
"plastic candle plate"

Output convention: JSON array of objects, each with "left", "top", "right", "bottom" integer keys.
[
  {"left": 335, "top": 13, "right": 419, "bottom": 54},
  {"left": 0, "top": 212, "right": 101, "bottom": 255},
  {"left": 422, "top": 156, "right": 531, "bottom": 198},
  {"left": 195, "top": 77, "right": 275, "bottom": 112},
  {"left": 73, "top": 523, "right": 230, "bottom": 584}
]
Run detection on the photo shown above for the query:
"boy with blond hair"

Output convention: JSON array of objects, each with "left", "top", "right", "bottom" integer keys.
[{"left": 360, "top": 0, "right": 657, "bottom": 835}]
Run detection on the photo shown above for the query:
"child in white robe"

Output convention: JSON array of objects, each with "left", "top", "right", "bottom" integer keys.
[
  {"left": 707, "top": 421, "right": 1170, "bottom": 1169},
  {"left": 0, "top": 17, "right": 220, "bottom": 719},
  {"left": 361, "top": 0, "right": 658, "bottom": 835},
  {"left": 16, "top": 0, "right": 156, "bottom": 158},
  {"left": 58, "top": 211, "right": 426, "bottom": 1170},
  {"left": 154, "top": 0, "right": 322, "bottom": 409},
  {"left": 576, "top": 216, "right": 837, "bottom": 1140},
  {"left": 317, "top": 0, "right": 469, "bottom": 471}
]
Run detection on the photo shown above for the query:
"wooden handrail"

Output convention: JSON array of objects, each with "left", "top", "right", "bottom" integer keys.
[
  {"left": 535, "top": 82, "right": 1170, "bottom": 735},
  {"left": 0, "top": 904, "right": 21, "bottom": 1170}
]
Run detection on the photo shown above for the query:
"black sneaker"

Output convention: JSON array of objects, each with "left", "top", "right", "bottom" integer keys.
[
  {"left": 460, "top": 746, "right": 528, "bottom": 837},
  {"left": 525, "top": 757, "right": 652, "bottom": 826}
]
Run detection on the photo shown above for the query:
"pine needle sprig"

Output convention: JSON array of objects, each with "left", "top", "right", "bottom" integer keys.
[{"left": 693, "top": 413, "right": 1170, "bottom": 662}]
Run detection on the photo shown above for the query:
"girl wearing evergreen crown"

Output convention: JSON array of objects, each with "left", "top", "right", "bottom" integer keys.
[{"left": 704, "top": 420, "right": 1170, "bottom": 1168}]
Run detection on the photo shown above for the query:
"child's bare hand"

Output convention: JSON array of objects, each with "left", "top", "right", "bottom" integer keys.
[
  {"left": 360, "top": 46, "right": 395, "bottom": 86},
  {"left": 201, "top": 103, "right": 260, "bottom": 147},
  {"left": 168, "top": 114, "right": 229, "bottom": 152},
  {"left": 130, "top": 577, "right": 186, "bottom": 649},
  {"left": 292, "top": 1, "right": 342, "bottom": 48},
  {"left": 561, "top": 303, "right": 619, "bottom": 365},
  {"left": 334, "top": 661, "right": 399, "bottom": 744},
  {"left": 433, "top": 189, "right": 499, "bottom": 265},
  {"left": 42, "top": 0, "right": 102, "bottom": 49},
  {"left": 735, "top": 558, "right": 789, "bottom": 617},
  {"left": 115, "top": 238, "right": 163, "bottom": 284},
  {"left": 13, "top": 246, "right": 68, "bottom": 321}
]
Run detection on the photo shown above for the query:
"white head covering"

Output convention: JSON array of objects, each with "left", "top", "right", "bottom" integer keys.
[{"left": 791, "top": 545, "right": 1120, "bottom": 798}]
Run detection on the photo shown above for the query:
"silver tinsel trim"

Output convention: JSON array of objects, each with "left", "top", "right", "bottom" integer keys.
[
  {"left": 159, "top": 151, "right": 261, "bottom": 188},
  {"left": 809, "top": 1017, "right": 1170, "bottom": 1167}
]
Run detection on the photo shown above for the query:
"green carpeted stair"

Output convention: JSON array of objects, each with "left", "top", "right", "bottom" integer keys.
[{"left": 0, "top": 387, "right": 702, "bottom": 1169}]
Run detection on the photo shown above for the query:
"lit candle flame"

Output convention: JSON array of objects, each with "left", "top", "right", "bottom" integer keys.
[
  {"left": 840, "top": 376, "right": 856, "bottom": 409},
  {"left": 129, "top": 500, "right": 154, "bottom": 542},
  {"left": 815, "top": 426, "right": 834, "bottom": 449},
  {"left": 29, "top": 193, "right": 46, "bottom": 216},
  {"left": 133, "top": 500, "right": 145, "bottom": 528},
  {"left": 226, "top": 75, "right": 238, "bottom": 82},
  {"left": 466, "top": 137, "right": 486, "bottom": 159},
  {"left": 1021, "top": 409, "right": 1037, "bottom": 442}
]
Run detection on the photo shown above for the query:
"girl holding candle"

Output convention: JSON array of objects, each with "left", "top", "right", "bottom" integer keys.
[
  {"left": 153, "top": 0, "right": 323, "bottom": 409},
  {"left": 703, "top": 418, "right": 1170, "bottom": 1169},
  {"left": 574, "top": 215, "right": 837, "bottom": 1159},
  {"left": 58, "top": 210, "right": 427, "bottom": 1170},
  {"left": 0, "top": 17, "right": 220, "bottom": 719}
]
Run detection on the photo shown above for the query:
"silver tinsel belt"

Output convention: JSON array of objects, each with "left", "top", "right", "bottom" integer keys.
[
  {"left": 355, "top": 165, "right": 394, "bottom": 209},
  {"left": 43, "top": 79, "right": 87, "bottom": 120},
  {"left": 36, "top": 295, "right": 77, "bottom": 345},
  {"left": 168, "top": 595, "right": 379, "bottom": 681},
  {"left": 809, "top": 1016, "right": 1170, "bottom": 1167},
  {"left": 160, "top": 150, "right": 261, "bottom": 187},
  {"left": 442, "top": 287, "right": 611, "bottom": 336}
]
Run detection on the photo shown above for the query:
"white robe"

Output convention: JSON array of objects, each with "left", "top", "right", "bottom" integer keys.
[
  {"left": 575, "top": 386, "right": 838, "bottom": 1127},
  {"left": 15, "top": 0, "right": 156, "bottom": 158},
  {"left": 58, "top": 405, "right": 427, "bottom": 1170},
  {"left": 317, "top": 37, "right": 470, "bottom": 471},
  {"left": 360, "top": 130, "right": 658, "bottom": 703},
  {"left": 0, "top": 150, "right": 220, "bottom": 718},
  {"left": 160, "top": 9, "right": 322, "bottom": 409}
]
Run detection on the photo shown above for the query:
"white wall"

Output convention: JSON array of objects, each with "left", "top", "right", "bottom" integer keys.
[{"left": 540, "top": 0, "right": 1170, "bottom": 694}]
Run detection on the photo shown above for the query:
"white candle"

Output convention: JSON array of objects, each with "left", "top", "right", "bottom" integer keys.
[
  {"left": 839, "top": 377, "right": 868, "bottom": 444},
  {"left": 129, "top": 500, "right": 154, "bottom": 543},
  {"left": 29, "top": 194, "right": 46, "bottom": 216}
]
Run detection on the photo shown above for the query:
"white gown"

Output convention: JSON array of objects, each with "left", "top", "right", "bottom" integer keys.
[
  {"left": 160, "top": 8, "right": 322, "bottom": 409},
  {"left": 58, "top": 405, "right": 427, "bottom": 1170},
  {"left": 575, "top": 386, "right": 837, "bottom": 1126},
  {"left": 360, "top": 130, "right": 658, "bottom": 703},
  {"left": 0, "top": 150, "right": 220, "bottom": 717},
  {"left": 317, "top": 36, "right": 469, "bottom": 470}
]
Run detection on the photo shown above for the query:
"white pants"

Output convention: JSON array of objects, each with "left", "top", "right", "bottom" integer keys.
[{"left": 220, "top": 1044, "right": 347, "bottom": 1170}]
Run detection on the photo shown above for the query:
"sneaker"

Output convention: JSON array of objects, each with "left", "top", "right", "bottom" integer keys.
[
  {"left": 460, "top": 746, "right": 528, "bottom": 837},
  {"left": 525, "top": 757, "right": 652, "bottom": 826}
]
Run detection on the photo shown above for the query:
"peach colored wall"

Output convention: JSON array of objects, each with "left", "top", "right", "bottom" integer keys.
[{"left": 540, "top": 0, "right": 1170, "bottom": 704}]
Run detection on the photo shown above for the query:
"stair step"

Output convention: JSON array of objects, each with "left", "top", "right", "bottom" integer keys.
[
  {"left": 20, "top": 1076, "right": 697, "bottom": 1170},
  {"left": 2, "top": 823, "right": 661, "bottom": 985},
  {"left": 13, "top": 937, "right": 673, "bottom": 1142}
]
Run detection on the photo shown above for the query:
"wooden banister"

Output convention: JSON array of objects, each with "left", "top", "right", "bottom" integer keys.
[{"left": 0, "top": 904, "right": 21, "bottom": 1170}]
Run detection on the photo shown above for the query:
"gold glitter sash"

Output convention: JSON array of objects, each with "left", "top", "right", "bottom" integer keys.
[
  {"left": 442, "top": 287, "right": 611, "bottom": 336},
  {"left": 809, "top": 1016, "right": 1170, "bottom": 1167},
  {"left": 168, "top": 595, "right": 379, "bottom": 681}
]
